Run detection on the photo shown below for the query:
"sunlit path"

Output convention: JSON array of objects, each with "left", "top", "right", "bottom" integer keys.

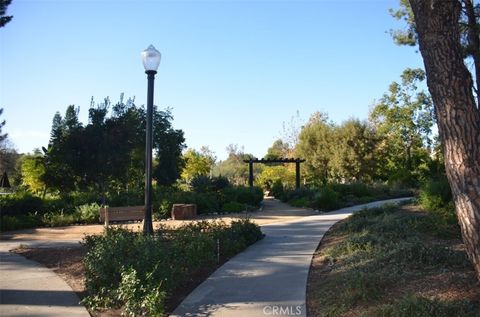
[{"left": 172, "top": 197, "right": 411, "bottom": 317}]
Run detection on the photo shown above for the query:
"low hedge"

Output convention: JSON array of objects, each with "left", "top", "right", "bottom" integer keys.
[
  {"left": 277, "top": 183, "right": 412, "bottom": 211},
  {"left": 82, "top": 219, "right": 263, "bottom": 316},
  {"left": 1, "top": 185, "right": 264, "bottom": 231}
]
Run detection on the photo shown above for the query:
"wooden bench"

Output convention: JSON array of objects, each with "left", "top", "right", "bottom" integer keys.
[
  {"left": 171, "top": 204, "right": 197, "bottom": 220},
  {"left": 100, "top": 206, "right": 145, "bottom": 226}
]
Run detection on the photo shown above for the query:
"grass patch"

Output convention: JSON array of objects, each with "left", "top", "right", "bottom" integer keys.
[
  {"left": 307, "top": 204, "right": 479, "bottom": 317},
  {"left": 366, "top": 294, "right": 478, "bottom": 317}
]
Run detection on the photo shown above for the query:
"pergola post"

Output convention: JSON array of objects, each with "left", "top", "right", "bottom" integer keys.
[
  {"left": 248, "top": 159, "right": 254, "bottom": 187},
  {"left": 295, "top": 159, "right": 301, "bottom": 190}
]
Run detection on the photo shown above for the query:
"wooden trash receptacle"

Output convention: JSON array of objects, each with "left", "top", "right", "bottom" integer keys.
[{"left": 171, "top": 204, "right": 197, "bottom": 220}]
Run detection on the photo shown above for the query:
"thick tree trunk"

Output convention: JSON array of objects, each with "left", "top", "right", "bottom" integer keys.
[
  {"left": 464, "top": 0, "right": 480, "bottom": 107},
  {"left": 409, "top": 0, "right": 480, "bottom": 280}
]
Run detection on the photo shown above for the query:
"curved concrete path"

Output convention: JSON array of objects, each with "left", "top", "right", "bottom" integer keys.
[
  {"left": 0, "top": 240, "right": 90, "bottom": 317},
  {"left": 172, "top": 197, "right": 411, "bottom": 317}
]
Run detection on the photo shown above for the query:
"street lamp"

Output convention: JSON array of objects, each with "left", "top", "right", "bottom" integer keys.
[{"left": 141, "top": 44, "right": 161, "bottom": 235}]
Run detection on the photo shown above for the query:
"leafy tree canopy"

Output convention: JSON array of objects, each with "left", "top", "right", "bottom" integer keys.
[{"left": 181, "top": 147, "right": 216, "bottom": 183}]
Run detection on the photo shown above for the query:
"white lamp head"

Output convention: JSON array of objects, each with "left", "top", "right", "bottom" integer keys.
[{"left": 141, "top": 45, "right": 161, "bottom": 72}]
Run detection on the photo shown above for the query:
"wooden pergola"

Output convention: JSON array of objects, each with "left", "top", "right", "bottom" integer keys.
[{"left": 243, "top": 158, "right": 306, "bottom": 189}]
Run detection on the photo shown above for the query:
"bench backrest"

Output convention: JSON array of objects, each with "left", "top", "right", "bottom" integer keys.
[{"left": 100, "top": 206, "right": 145, "bottom": 225}]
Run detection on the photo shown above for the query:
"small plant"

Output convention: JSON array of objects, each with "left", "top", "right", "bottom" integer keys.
[
  {"left": 76, "top": 203, "right": 100, "bottom": 223},
  {"left": 117, "top": 268, "right": 165, "bottom": 317},
  {"left": 42, "top": 210, "right": 77, "bottom": 227}
]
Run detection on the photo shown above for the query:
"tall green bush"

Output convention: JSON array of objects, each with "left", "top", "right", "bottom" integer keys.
[
  {"left": 313, "top": 186, "right": 340, "bottom": 210},
  {"left": 419, "top": 176, "right": 452, "bottom": 211},
  {"left": 269, "top": 179, "right": 284, "bottom": 198}
]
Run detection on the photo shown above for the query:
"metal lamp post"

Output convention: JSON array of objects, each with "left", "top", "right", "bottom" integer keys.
[{"left": 141, "top": 45, "right": 161, "bottom": 235}]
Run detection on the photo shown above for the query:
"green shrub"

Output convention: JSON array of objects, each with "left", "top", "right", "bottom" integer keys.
[
  {"left": 288, "top": 197, "right": 312, "bottom": 208},
  {"left": 222, "top": 186, "right": 263, "bottom": 207},
  {"left": 194, "top": 192, "right": 220, "bottom": 214},
  {"left": 238, "top": 186, "right": 263, "bottom": 205},
  {"left": 83, "top": 228, "right": 145, "bottom": 299},
  {"left": 0, "top": 192, "right": 43, "bottom": 216},
  {"left": 190, "top": 176, "right": 231, "bottom": 193},
  {"left": 313, "top": 186, "right": 340, "bottom": 210},
  {"left": 156, "top": 199, "right": 172, "bottom": 218},
  {"left": 332, "top": 182, "right": 371, "bottom": 198},
  {"left": 223, "top": 201, "right": 245, "bottom": 213},
  {"left": 215, "top": 219, "right": 264, "bottom": 258},
  {"left": 43, "top": 197, "right": 73, "bottom": 214},
  {"left": 117, "top": 268, "right": 166, "bottom": 317},
  {"left": 82, "top": 220, "right": 263, "bottom": 315},
  {"left": 42, "top": 211, "right": 77, "bottom": 227},
  {"left": 388, "top": 168, "right": 418, "bottom": 188},
  {"left": 76, "top": 203, "right": 100, "bottom": 223},
  {"left": 0, "top": 213, "right": 41, "bottom": 231},
  {"left": 190, "top": 175, "right": 215, "bottom": 193},
  {"left": 212, "top": 176, "right": 230, "bottom": 191},
  {"left": 229, "top": 218, "right": 264, "bottom": 247},
  {"left": 284, "top": 188, "right": 312, "bottom": 203},
  {"left": 270, "top": 179, "right": 284, "bottom": 198},
  {"left": 419, "top": 176, "right": 452, "bottom": 211}
]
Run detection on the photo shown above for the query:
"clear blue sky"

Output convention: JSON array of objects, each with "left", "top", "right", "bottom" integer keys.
[{"left": 0, "top": 0, "right": 423, "bottom": 161}]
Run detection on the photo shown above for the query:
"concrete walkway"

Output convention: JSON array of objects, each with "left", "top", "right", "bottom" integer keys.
[
  {"left": 0, "top": 240, "right": 90, "bottom": 317},
  {"left": 171, "top": 197, "right": 411, "bottom": 317}
]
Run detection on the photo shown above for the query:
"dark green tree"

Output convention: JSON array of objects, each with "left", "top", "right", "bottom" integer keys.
[
  {"left": 42, "top": 97, "right": 185, "bottom": 195},
  {"left": 0, "top": 108, "right": 7, "bottom": 144},
  {"left": 42, "top": 111, "right": 77, "bottom": 194},
  {"left": 152, "top": 107, "right": 185, "bottom": 186},
  {"left": 0, "top": 0, "right": 13, "bottom": 28},
  {"left": 0, "top": 108, "right": 20, "bottom": 185}
]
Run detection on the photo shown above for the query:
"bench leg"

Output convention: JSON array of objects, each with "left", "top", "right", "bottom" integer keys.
[{"left": 104, "top": 207, "right": 109, "bottom": 227}]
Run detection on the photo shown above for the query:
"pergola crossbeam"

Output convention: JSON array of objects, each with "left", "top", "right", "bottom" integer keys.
[{"left": 243, "top": 158, "right": 305, "bottom": 189}]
